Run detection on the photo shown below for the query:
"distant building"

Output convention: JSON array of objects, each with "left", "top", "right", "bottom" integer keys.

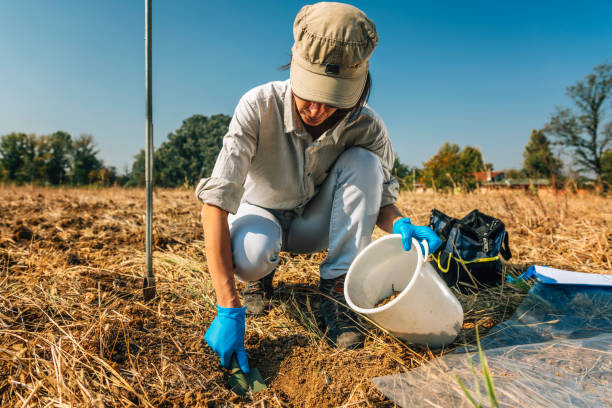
[
  {"left": 472, "top": 170, "right": 551, "bottom": 189},
  {"left": 472, "top": 170, "right": 505, "bottom": 183}
]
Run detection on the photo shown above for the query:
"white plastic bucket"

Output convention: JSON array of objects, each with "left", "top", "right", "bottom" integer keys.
[{"left": 344, "top": 235, "right": 464, "bottom": 348}]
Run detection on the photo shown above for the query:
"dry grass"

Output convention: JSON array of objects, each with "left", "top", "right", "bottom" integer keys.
[{"left": 0, "top": 186, "right": 610, "bottom": 407}]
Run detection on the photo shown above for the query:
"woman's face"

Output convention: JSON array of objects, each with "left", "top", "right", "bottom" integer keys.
[{"left": 293, "top": 94, "right": 338, "bottom": 127}]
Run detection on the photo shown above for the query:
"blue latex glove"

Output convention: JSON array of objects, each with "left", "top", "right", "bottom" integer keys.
[
  {"left": 204, "top": 305, "right": 250, "bottom": 373},
  {"left": 392, "top": 217, "right": 442, "bottom": 255}
]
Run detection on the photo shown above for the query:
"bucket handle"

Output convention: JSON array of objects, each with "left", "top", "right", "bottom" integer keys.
[{"left": 413, "top": 238, "right": 429, "bottom": 265}]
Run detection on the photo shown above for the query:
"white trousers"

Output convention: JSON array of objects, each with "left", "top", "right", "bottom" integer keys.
[{"left": 229, "top": 147, "right": 384, "bottom": 281}]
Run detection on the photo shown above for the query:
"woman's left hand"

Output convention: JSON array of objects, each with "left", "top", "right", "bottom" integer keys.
[{"left": 392, "top": 217, "right": 442, "bottom": 255}]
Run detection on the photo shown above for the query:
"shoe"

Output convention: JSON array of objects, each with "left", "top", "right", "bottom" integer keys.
[
  {"left": 242, "top": 270, "right": 275, "bottom": 316},
  {"left": 319, "top": 274, "right": 365, "bottom": 348}
]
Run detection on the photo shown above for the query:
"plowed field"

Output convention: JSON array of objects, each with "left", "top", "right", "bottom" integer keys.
[{"left": 1, "top": 186, "right": 610, "bottom": 407}]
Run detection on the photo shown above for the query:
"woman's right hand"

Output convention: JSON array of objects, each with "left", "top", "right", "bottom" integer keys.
[
  {"left": 201, "top": 204, "right": 249, "bottom": 371},
  {"left": 205, "top": 305, "right": 250, "bottom": 373},
  {"left": 392, "top": 217, "right": 442, "bottom": 255}
]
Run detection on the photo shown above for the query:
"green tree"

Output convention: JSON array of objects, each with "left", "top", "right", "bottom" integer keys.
[
  {"left": 31, "top": 136, "right": 52, "bottom": 182},
  {"left": 392, "top": 157, "right": 420, "bottom": 190},
  {"left": 0, "top": 133, "right": 37, "bottom": 184},
  {"left": 125, "top": 149, "right": 146, "bottom": 187},
  {"left": 504, "top": 168, "right": 526, "bottom": 180},
  {"left": 43, "top": 131, "right": 73, "bottom": 185},
  {"left": 421, "top": 143, "right": 484, "bottom": 191},
  {"left": 0, "top": 133, "right": 22, "bottom": 181},
  {"left": 439, "top": 142, "right": 460, "bottom": 155},
  {"left": 421, "top": 142, "right": 490, "bottom": 190},
  {"left": 392, "top": 157, "right": 411, "bottom": 179},
  {"left": 523, "top": 129, "right": 562, "bottom": 179},
  {"left": 125, "top": 149, "right": 163, "bottom": 187},
  {"left": 156, "top": 114, "right": 230, "bottom": 187},
  {"left": 602, "top": 149, "right": 612, "bottom": 187},
  {"left": 458, "top": 146, "right": 484, "bottom": 174},
  {"left": 421, "top": 142, "right": 462, "bottom": 190},
  {"left": 71, "top": 134, "right": 103, "bottom": 185},
  {"left": 128, "top": 114, "right": 230, "bottom": 188},
  {"left": 544, "top": 62, "right": 611, "bottom": 180},
  {"left": 459, "top": 146, "right": 485, "bottom": 190}
]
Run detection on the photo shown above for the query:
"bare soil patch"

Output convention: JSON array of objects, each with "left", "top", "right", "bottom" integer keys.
[{"left": 0, "top": 186, "right": 609, "bottom": 407}]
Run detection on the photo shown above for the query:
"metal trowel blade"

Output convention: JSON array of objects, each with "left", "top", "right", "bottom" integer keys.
[{"left": 229, "top": 355, "right": 267, "bottom": 396}]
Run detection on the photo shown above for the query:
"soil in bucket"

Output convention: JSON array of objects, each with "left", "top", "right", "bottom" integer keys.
[{"left": 374, "top": 285, "right": 402, "bottom": 308}]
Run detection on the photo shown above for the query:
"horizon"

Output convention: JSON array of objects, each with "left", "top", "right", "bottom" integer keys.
[{"left": 1, "top": 1, "right": 611, "bottom": 174}]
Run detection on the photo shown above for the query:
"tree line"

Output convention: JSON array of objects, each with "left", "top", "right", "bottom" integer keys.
[
  {"left": 395, "top": 61, "right": 612, "bottom": 191},
  {"left": 0, "top": 114, "right": 231, "bottom": 188},
  {"left": 2, "top": 62, "right": 609, "bottom": 191},
  {"left": 519, "top": 61, "right": 611, "bottom": 189},
  {"left": 0, "top": 132, "right": 124, "bottom": 186},
  {"left": 398, "top": 128, "right": 563, "bottom": 192},
  {"left": 125, "top": 114, "right": 229, "bottom": 187},
  {"left": 0, "top": 122, "right": 575, "bottom": 192}
]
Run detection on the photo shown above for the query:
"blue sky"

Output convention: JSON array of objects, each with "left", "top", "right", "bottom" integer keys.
[{"left": 1, "top": 1, "right": 611, "bottom": 173}]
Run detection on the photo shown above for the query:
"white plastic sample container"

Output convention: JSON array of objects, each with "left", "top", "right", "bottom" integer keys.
[{"left": 345, "top": 235, "right": 464, "bottom": 348}]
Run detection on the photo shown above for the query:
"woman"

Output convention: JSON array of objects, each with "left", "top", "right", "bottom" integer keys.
[{"left": 196, "top": 2, "right": 441, "bottom": 373}]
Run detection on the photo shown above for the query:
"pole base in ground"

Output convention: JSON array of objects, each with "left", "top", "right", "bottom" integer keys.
[{"left": 143, "top": 275, "right": 156, "bottom": 301}]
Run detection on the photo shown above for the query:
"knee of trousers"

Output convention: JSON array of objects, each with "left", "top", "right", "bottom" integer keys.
[
  {"left": 230, "top": 216, "right": 282, "bottom": 282},
  {"left": 334, "top": 147, "right": 384, "bottom": 187}
]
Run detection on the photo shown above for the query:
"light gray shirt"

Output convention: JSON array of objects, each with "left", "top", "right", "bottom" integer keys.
[{"left": 195, "top": 79, "right": 399, "bottom": 214}]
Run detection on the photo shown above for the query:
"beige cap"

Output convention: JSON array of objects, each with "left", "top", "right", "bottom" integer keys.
[{"left": 290, "top": 2, "right": 378, "bottom": 109}]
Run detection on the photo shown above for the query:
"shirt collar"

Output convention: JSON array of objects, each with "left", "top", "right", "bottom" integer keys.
[{"left": 283, "top": 81, "right": 308, "bottom": 137}]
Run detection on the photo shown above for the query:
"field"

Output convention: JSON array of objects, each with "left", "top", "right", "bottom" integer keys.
[{"left": 1, "top": 186, "right": 610, "bottom": 407}]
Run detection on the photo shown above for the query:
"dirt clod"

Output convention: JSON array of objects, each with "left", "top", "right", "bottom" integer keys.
[{"left": 12, "top": 225, "right": 33, "bottom": 241}]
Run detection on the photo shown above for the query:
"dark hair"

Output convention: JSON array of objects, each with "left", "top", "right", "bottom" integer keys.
[{"left": 280, "top": 58, "right": 372, "bottom": 121}]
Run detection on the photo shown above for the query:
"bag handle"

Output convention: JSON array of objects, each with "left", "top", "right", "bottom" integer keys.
[{"left": 500, "top": 231, "right": 512, "bottom": 260}]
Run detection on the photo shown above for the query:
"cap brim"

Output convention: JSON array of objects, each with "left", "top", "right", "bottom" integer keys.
[{"left": 290, "top": 61, "right": 366, "bottom": 109}]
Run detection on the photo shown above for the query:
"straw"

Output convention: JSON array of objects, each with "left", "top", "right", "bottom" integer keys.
[{"left": 0, "top": 186, "right": 609, "bottom": 406}]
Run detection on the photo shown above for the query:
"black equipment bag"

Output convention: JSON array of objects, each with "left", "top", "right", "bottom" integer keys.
[{"left": 429, "top": 209, "right": 512, "bottom": 293}]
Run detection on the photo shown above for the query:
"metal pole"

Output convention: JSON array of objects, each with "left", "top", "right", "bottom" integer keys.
[{"left": 143, "top": 0, "right": 156, "bottom": 300}]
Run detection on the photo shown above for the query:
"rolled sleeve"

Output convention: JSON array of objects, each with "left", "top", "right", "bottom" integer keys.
[
  {"left": 195, "top": 177, "right": 245, "bottom": 214},
  {"left": 195, "top": 93, "right": 259, "bottom": 213},
  {"left": 381, "top": 177, "right": 400, "bottom": 207}
]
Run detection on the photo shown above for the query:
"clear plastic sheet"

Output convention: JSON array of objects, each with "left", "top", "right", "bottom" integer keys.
[{"left": 372, "top": 282, "right": 612, "bottom": 407}]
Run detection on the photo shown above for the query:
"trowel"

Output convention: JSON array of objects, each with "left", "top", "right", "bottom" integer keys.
[{"left": 229, "top": 355, "right": 267, "bottom": 396}]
